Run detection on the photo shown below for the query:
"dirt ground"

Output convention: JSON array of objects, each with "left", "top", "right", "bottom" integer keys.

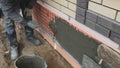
[{"left": 0, "top": 18, "right": 72, "bottom": 68}]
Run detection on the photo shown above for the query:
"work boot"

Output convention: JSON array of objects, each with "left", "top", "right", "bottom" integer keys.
[
  {"left": 25, "top": 23, "right": 41, "bottom": 46},
  {"left": 10, "top": 46, "right": 18, "bottom": 60},
  {"left": 27, "top": 36, "right": 41, "bottom": 46}
]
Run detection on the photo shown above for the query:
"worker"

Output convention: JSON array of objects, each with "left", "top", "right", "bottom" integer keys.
[{"left": 0, "top": 0, "right": 40, "bottom": 60}]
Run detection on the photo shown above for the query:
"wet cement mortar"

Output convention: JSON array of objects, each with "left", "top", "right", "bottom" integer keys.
[{"left": 0, "top": 19, "right": 72, "bottom": 68}]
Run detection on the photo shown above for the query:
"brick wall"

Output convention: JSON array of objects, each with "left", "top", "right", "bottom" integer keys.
[
  {"left": 33, "top": 3, "right": 56, "bottom": 35},
  {"left": 33, "top": 0, "right": 120, "bottom": 45}
]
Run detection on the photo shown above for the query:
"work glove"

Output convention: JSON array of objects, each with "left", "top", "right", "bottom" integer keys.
[{"left": 24, "top": 8, "right": 32, "bottom": 17}]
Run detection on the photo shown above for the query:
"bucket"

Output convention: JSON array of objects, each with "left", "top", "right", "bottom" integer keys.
[{"left": 15, "top": 56, "right": 47, "bottom": 68}]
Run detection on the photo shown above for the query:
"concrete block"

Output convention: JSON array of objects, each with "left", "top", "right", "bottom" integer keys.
[
  {"left": 77, "top": 0, "right": 89, "bottom": 9},
  {"left": 85, "top": 19, "right": 96, "bottom": 29},
  {"left": 88, "top": 1, "right": 116, "bottom": 19},
  {"left": 95, "top": 24, "right": 110, "bottom": 37},
  {"left": 116, "top": 12, "right": 120, "bottom": 23},
  {"left": 97, "top": 15, "right": 120, "bottom": 34},
  {"left": 76, "top": 6, "right": 86, "bottom": 16},
  {"left": 97, "top": 16, "right": 113, "bottom": 29},
  {"left": 68, "top": 2, "right": 77, "bottom": 11},
  {"left": 85, "top": 19, "right": 110, "bottom": 37},
  {"left": 61, "top": 6, "right": 76, "bottom": 18},
  {"left": 110, "top": 32, "right": 120, "bottom": 45},
  {"left": 46, "top": 0, "right": 61, "bottom": 10},
  {"left": 77, "top": 2, "right": 88, "bottom": 9},
  {"left": 112, "top": 23, "right": 120, "bottom": 34},
  {"left": 86, "top": 10, "right": 98, "bottom": 22},
  {"left": 76, "top": 14, "right": 85, "bottom": 24},
  {"left": 103, "top": 0, "right": 120, "bottom": 10}
]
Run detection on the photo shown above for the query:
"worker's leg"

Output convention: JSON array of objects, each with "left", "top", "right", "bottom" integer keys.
[
  {"left": 5, "top": 18, "right": 18, "bottom": 47},
  {"left": 4, "top": 17, "right": 18, "bottom": 60},
  {"left": 19, "top": 0, "right": 40, "bottom": 45},
  {"left": 1, "top": 5, "right": 21, "bottom": 60},
  {"left": 22, "top": 7, "right": 40, "bottom": 45},
  {"left": 24, "top": 9, "right": 40, "bottom": 45}
]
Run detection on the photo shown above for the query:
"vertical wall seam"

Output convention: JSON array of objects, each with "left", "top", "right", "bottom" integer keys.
[{"left": 115, "top": 10, "right": 119, "bottom": 20}]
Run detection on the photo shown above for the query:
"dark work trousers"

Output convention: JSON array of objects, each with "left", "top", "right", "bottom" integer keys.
[
  {"left": 1, "top": 3, "right": 24, "bottom": 47},
  {"left": 20, "top": 0, "right": 37, "bottom": 39},
  {"left": 0, "top": 0, "right": 34, "bottom": 47}
]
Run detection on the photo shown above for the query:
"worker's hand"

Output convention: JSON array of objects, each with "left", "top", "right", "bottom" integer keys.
[{"left": 24, "top": 8, "right": 32, "bottom": 17}]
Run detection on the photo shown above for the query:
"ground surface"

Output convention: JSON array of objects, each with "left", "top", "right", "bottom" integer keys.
[{"left": 0, "top": 19, "right": 71, "bottom": 68}]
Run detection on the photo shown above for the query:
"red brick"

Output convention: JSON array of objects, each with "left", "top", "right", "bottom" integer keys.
[{"left": 33, "top": 3, "right": 57, "bottom": 36}]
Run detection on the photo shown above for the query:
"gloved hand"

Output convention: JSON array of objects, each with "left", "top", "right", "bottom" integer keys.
[{"left": 24, "top": 8, "right": 32, "bottom": 17}]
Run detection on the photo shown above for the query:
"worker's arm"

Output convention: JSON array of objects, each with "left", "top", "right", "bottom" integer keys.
[{"left": 27, "top": 0, "right": 37, "bottom": 9}]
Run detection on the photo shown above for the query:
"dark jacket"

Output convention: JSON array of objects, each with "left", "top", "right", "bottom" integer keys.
[
  {"left": 0, "top": 0, "right": 19, "bottom": 11},
  {"left": 20, "top": 0, "right": 37, "bottom": 9},
  {"left": 0, "top": 0, "right": 37, "bottom": 10},
  {"left": 0, "top": 0, "right": 26, "bottom": 25}
]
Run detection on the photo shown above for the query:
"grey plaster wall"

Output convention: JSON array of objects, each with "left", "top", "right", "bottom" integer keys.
[{"left": 51, "top": 18, "right": 111, "bottom": 68}]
